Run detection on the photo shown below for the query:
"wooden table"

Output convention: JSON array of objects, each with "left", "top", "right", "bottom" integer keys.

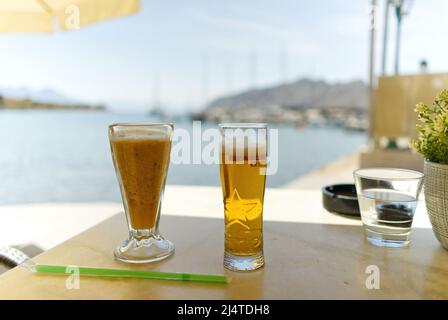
[{"left": 0, "top": 186, "right": 446, "bottom": 299}]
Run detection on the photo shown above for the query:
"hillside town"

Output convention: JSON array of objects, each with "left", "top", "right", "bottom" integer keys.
[
  {"left": 192, "top": 104, "right": 368, "bottom": 131},
  {"left": 191, "top": 78, "right": 369, "bottom": 131}
]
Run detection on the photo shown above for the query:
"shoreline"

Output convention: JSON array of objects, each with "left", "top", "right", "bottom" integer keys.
[{"left": 0, "top": 95, "right": 105, "bottom": 111}]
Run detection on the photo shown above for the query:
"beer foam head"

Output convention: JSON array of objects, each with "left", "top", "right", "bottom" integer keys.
[
  {"left": 222, "top": 136, "right": 267, "bottom": 163},
  {"left": 110, "top": 128, "right": 170, "bottom": 142}
]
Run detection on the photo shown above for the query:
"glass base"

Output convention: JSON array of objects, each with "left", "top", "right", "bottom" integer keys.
[
  {"left": 114, "top": 233, "right": 174, "bottom": 264},
  {"left": 364, "top": 227, "right": 410, "bottom": 248},
  {"left": 224, "top": 251, "right": 264, "bottom": 271}
]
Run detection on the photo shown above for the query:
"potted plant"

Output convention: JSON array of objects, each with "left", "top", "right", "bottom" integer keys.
[{"left": 413, "top": 89, "right": 448, "bottom": 249}]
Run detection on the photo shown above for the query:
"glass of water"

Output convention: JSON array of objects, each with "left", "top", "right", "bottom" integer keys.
[{"left": 353, "top": 168, "right": 424, "bottom": 248}]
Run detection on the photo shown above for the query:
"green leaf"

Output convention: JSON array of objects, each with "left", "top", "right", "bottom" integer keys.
[{"left": 412, "top": 89, "right": 448, "bottom": 163}]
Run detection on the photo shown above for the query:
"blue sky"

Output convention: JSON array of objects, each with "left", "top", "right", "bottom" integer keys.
[{"left": 0, "top": 0, "right": 447, "bottom": 113}]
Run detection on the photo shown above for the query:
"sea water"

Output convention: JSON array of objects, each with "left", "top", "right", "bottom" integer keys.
[{"left": 0, "top": 110, "right": 366, "bottom": 204}]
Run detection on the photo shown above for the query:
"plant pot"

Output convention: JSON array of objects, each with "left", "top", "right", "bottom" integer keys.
[{"left": 424, "top": 160, "right": 448, "bottom": 249}]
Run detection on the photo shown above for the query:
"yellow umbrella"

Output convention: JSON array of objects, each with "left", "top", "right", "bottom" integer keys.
[{"left": 0, "top": 0, "right": 140, "bottom": 33}]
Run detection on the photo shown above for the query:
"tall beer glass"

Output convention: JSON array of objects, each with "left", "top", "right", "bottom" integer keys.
[
  {"left": 219, "top": 123, "right": 267, "bottom": 271},
  {"left": 109, "top": 123, "right": 174, "bottom": 263}
]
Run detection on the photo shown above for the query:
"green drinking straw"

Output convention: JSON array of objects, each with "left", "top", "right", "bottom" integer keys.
[{"left": 33, "top": 264, "right": 228, "bottom": 284}]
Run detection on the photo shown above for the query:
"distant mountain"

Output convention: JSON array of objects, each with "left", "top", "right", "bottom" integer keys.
[
  {"left": 207, "top": 78, "right": 368, "bottom": 110},
  {"left": 0, "top": 86, "right": 105, "bottom": 111},
  {"left": 0, "top": 86, "right": 82, "bottom": 105}
]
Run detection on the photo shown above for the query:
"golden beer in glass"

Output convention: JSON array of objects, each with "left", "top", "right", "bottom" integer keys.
[{"left": 219, "top": 123, "right": 267, "bottom": 271}]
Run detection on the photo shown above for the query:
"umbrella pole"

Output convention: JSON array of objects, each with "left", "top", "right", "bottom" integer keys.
[{"left": 368, "top": 0, "right": 377, "bottom": 142}]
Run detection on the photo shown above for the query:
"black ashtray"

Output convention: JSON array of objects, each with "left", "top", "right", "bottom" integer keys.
[{"left": 322, "top": 184, "right": 360, "bottom": 216}]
